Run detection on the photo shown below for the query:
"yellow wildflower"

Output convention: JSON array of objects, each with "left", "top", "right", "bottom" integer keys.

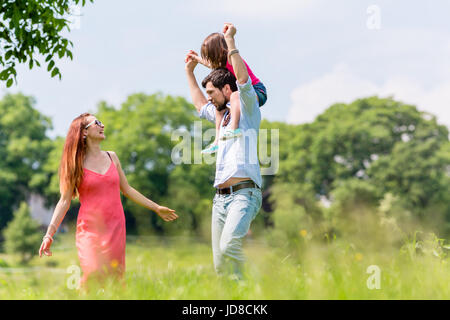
[{"left": 110, "top": 259, "right": 119, "bottom": 269}]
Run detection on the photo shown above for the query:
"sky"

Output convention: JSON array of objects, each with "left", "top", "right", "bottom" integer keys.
[{"left": 1, "top": 0, "right": 449, "bottom": 137}]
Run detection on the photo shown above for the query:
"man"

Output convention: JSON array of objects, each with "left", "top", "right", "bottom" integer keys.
[{"left": 185, "top": 23, "right": 262, "bottom": 278}]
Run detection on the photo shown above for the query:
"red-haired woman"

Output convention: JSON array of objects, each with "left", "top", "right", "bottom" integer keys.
[{"left": 38, "top": 113, "right": 178, "bottom": 287}]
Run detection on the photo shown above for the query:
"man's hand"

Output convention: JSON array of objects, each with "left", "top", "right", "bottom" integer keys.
[
  {"left": 185, "top": 50, "right": 199, "bottom": 73},
  {"left": 223, "top": 23, "right": 236, "bottom": 40}
]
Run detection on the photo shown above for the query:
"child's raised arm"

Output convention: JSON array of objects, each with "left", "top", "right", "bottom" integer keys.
[{"left": 223, "top": 23, "right": 249, "bottom": 85}]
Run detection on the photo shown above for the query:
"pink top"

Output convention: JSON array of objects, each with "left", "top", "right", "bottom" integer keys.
[{"left": 226, "top": 59, "right": 260, "bottom": 86}]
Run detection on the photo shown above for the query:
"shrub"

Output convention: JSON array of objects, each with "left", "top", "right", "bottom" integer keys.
[{"left": 3, "top": 202, "right": 42, "bottom": 265}]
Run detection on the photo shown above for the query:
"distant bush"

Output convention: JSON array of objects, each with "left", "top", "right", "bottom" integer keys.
[
  {"left": 3, "top": 202, "right": 42, "bottom": 265},
  {"left": 0, "top": 258, "right": 8, "bottom": 268},
  {"left": 267, "top": 183, "right": 322, "bottom": 254}
]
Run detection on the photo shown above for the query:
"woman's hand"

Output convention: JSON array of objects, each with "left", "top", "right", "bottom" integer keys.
[
  {"left": 156, "top": 206, "right": 178, "bottom": 222},
  {"left": 39, "top": 236, "right": 53, "bottom": 257}
]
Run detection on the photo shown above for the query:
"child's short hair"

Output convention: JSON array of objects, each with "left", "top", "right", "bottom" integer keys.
[
  {"left": 201, "top": 33, "right": 228, "bottom": 69},
  {"left": 202, "top": 68, "right": 237, "bottom": 92}
]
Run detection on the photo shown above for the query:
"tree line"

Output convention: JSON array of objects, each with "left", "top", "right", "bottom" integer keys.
[{"left": 0, "top": 93, "right": 449, "bottom": 248}]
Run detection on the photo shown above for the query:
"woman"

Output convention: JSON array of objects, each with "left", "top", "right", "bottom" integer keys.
[{"left": 38, "top": 113, "right": 178, "bottom": 286}]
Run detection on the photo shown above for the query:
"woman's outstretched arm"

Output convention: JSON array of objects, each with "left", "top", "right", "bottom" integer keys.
[{"left": 110, "top": 151, "right": 178, "bottom": 222}]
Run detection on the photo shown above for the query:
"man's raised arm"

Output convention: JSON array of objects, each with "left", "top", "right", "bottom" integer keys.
[
  {"left": 185, "top": 51, "right": 208, "bottom": 113},
  {"left": 223, "top": 23, "right": 249, "bottom": 85}
]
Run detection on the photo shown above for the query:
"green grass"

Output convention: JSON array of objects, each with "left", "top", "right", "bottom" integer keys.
[{"left": 0, "top": 233, "right": 449, "bottom": 299}]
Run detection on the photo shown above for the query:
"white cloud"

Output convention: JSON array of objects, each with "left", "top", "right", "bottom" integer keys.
[{"left": 288, "top": 63, "right": 450, "bottom": 128}]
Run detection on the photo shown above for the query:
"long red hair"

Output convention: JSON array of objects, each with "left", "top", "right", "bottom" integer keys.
[{"left": 59, "top": 113, "right": 92, "bottom": 198}]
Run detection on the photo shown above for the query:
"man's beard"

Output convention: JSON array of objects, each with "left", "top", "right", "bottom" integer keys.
[
  {"left": 215, "top": 101, "right": 228, "bottom": 112},
  {"left": 215, "top": 92, "right": 229, "bottom": 112}
]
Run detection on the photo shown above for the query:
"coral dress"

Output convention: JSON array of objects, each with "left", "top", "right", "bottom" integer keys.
[{"left": 76, "top": 152, "right": 126, "bottom": 284}]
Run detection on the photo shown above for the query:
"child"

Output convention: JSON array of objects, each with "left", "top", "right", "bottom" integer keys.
[{"left": 189, "top": 31, "right": 267, "bottom": 154}]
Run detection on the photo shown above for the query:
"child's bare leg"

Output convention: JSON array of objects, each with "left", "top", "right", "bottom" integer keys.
[
  {"left": 201, "top": 109, "right": 223, "bottom": 154},
  {"left": 229, "top": 91, "right": 241, "bottom": 130},
  {"left": 213, "top": 108, "right": 223, "bottom": 145},
  {"left": 202, "top": 110, "right": 223, "bottom": 154},
  {"left": 220, "top": 92, "right": 243, "bottom": 140}
]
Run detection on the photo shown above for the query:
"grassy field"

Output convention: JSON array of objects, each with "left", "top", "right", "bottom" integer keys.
[{"left": 0, "top": 232, "right": 449, "bottom": 300}]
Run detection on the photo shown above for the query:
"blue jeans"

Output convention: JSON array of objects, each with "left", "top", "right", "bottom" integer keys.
[
  {"left": 211, "top": 186, "right": 262, "bottom": 278},
  {"left": 253, "top": 82, "right": 267, "bottom": 107}
]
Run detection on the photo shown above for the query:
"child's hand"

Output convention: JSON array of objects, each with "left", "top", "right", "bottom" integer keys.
[
  {"left": 185, "top": 51, "right": 199, "bottom": 72},
  {"left": 186, "top": 50, "right": 202, "bottom": 63},
  {"left": 186, "top": 50, "right": 210, "bottom": 68},
  {"left": 156, "top": 205, "right": 178, "bottom": 222},
  {"left": 223, "top": 23, "right": 236, "bottom": 39}
]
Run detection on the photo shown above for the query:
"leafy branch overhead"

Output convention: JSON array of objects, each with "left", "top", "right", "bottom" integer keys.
[{"left": 0, "top": 0, "right": 93, "bottom": 87}]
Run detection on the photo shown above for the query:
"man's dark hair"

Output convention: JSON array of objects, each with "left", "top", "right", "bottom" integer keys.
[{"left": 202, "top": 68, "right": 238, "bottom": 92}]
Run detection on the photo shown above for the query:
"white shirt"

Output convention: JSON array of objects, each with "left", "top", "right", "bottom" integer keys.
[{"left": 199, "top": 77, "right": 262, "bottom": 188}]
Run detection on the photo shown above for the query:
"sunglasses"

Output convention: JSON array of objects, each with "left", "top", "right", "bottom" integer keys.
[{"left": 85, "top": 119, "right": 103, "bottom": 129}]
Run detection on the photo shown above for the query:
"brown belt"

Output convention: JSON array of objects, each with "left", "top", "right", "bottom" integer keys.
[{"left": 216, "top": 180, "right": 260, "bottom": 195}]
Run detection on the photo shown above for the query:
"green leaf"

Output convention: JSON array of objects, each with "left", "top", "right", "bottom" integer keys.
[
  {"left": 5, "top": 51, "right": 13, "bottom": 61},
  {"left": 6, "top": 78, "right": 13, "bottom": 87},
  {"left": 47, "top": 60, "right": 55, "bottom": 72},
  {"left": 58, "top": 49, "right": 65, "bottom": 59},
  {"left": 0, "top": 70, "right": 9, "bottom": 80},
  {"left": 51, "top": 67, "right": 59, "bottom": 78}
]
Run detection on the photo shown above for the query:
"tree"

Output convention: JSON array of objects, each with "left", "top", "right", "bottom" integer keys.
[
  {"left": 272, "top": 96, "right": 450, "bottom": 236},
  {"left": 278, "top": 96, "right": 449, "bottom": 198},
  {"left": 0, "top": 0, "right": 93, "bottom": 87},
  {"left": 3, "top": 202, "right": 42, "bottom": 264},
  {"left": 368, "top": 135, "right": 450, "bottom": 234},
  {"left": 0, "top": 93, "right": 53, "bottom": 230},
  {"left": 267, "top": 182, "right": 322, "bottom": 255},
  {"left": 163, "top": 162, "right": 215, "bottom": 237}
]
